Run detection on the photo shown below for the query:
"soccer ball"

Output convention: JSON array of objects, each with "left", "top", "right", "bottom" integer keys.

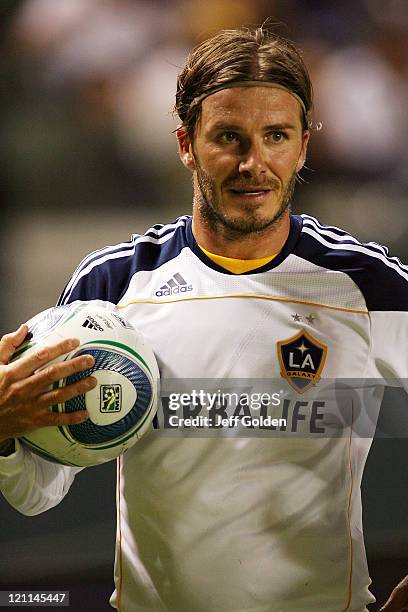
[{"left": 11, "top": 301, "right": 160, "bottom": 467}]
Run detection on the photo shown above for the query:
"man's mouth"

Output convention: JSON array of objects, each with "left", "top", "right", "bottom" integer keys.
[
  {"left": 230, "top": 188, "right": 272, "bottom": 194},
  {"left": 229, "top": 188, "right": 273, "bottom": 197}
]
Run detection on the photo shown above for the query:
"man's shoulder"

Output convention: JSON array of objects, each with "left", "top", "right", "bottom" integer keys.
[
  {"left": 58, "top": 216, "right": 191, "bottom": 305},
  {"left": 294, "top": 214, "right": 408, "bottom": 311},
  {"left": 80, "top": 215, "right": 190, "bottom": 271},
  {"left": 97, "top": 215, "right": 191, "bottom": 267}
]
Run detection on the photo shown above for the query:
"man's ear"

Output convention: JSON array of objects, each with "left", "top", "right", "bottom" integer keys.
[
  {"left": 296, "top": 130, "right": 310, "bottom": 172},
  {"left": 176, "top": 126, "right": 195, "bottom": 171}
]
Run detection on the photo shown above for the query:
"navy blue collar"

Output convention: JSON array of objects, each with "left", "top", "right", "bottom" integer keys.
[{"left": 185, "top": 214, "right": 303, "bottom": 275}]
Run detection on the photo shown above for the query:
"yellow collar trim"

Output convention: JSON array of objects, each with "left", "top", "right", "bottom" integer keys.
[{"left": 199, "top": 244, "right": 277, "bottom": 274}]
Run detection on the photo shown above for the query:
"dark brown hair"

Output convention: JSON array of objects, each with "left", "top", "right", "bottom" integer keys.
[{"left": 175, "top": 25, "right": 313, "bottom": 137}]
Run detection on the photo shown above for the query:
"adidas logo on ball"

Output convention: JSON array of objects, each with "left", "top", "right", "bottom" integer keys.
[
  {"left": 82, "top": 316, "right": 104, "bottom": 331},
  {"left": 156, "top": 273, "right": 193, "bottom": 297}
]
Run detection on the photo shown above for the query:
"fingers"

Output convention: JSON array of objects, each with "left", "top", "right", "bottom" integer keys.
[
  {"left": 7, "top": 337, "right": 82, "bottom": 382},
  {"left": 0, "top": 374, "right": 97, "bottom": 439},
  {"left": 0, "top": 324, "right": 29, "bottom": 365},
  {"left": 4, "top": 406, "right": 91, "bottom": 440},
  {"left": 5, "top": 355, "right": 97, "bottom": 422},
  {"left": 35, "top": 406, "right": 91, "bottom": 429},
  {"left": 40, "top": 374, "right": 97, "bottom": 407},
  {"left": 38, "top": 407, "right": 90, "bottom": 429},
  {"left": 0, "top": 332, "right": 101, "bottom": 440},
  {"left": 18, "top": 354, "right": 96, "bottom": 396}
]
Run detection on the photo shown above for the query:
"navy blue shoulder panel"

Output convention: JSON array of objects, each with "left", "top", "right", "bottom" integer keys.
[
  {"left": 58, "top": 216, "right": 191, "bottom": 305},
  {"left": 293, "top": 215, "right": 408, "bottom": 312}
]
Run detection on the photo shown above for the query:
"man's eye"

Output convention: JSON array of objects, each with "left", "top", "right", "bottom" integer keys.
[
  {"left": 268, "top": 131, "right": 287, "bottom": 143},
  {"left": 220, "top": 132, "right": 239, "bottom": 143}
]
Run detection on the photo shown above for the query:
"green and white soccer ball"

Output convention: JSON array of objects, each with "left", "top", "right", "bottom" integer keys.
[{"left": 12, "top": 301, "right": 160, "bottom": 467}]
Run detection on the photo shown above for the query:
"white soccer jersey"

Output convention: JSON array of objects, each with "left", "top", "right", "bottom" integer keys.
[{"left": 1, "top": 214, "right": 408, "bottom": 612}]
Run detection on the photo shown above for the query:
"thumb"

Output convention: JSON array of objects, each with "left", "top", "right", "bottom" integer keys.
[{"left": 0, "top": 324, "right": 29, "bottom": 365}]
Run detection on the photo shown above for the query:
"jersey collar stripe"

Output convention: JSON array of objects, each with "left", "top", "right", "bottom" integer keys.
[
  {"left": 302, "top": 220, "right": 408, "bottom": 274},
  {"left": 70, "top": 218, "right": 190, "bottom": 281},
  {"left": 141, "top": 216, "right": 190, "bottom": 238},
  {"left": 301, "top": 214, "right": 351, "bottom": 236},
  {"left": 70, "top": 241, "right": 135, "bottom": 273},
  {"left": 303, "top": 219, "right": 393, "bottom": 258},
  {"left": 302, "top": 215, "right": 407, "bottom": 273},
  {"left": 59, "top": 229, "right": 182, "bottom": 305},
  {"left": 302, "top": 226, "right": 408, "bottom": 282},
  {"left": 59, "top": 249, "right": 138, "bottom": 305}
]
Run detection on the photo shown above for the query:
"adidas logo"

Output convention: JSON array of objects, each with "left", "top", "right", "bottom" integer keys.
[
  {"left": 82, "top": 316, "right": 104, "bottom": 331},
  {"left": 155, "top": 273, "right": 193, "bottom": 297}
]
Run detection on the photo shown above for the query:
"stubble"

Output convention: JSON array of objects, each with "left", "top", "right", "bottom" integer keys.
[{"left": 193, "top": 156, "right": 296, "bottom": 241}]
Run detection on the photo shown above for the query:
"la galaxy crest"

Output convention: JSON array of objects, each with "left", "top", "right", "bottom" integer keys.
[{"left": 277, "top": 329, "right": 327, "bottom": 393}]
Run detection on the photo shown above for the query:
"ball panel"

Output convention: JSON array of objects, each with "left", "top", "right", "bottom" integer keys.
[
  {"left": 63, "top": 346, "right": 153, "bottom": 445},
  {"left": 20, "top": 436, "right": 82, "bottom": 467},
  {"left": 26, "top": 305, "right": 71, "bottom": 342},
  {"left": 86, "top": 371, "right": 137, "bottom": 426}
]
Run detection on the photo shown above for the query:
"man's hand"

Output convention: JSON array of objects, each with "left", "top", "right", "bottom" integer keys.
[
  {"left": 380, "top": 575, "right": 408, "bottom": 611},
  {"left": 0, "top": 323, "right": 97, "bottom": 444}
]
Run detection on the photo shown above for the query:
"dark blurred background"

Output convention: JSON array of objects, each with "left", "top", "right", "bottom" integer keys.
[{"left": 0, "top": 1, "right": 407, "bottom": 610}]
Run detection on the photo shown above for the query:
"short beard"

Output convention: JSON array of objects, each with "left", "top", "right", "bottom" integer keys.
[{"left": 193, "top": 157, "right": 296, "bottom": 240}]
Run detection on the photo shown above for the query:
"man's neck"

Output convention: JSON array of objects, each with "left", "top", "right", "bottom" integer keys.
[{"left": 192, "top": 211, "right": 291, "bottom": 259}]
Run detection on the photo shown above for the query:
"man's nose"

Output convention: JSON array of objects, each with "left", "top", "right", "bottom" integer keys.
[{"left": 238, "top": 142, "right": 268, "bottom": 176}]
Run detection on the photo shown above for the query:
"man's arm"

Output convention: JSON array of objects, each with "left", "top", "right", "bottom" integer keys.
[
  {"left": 0, "top": 323, "right": 96, "bottom": 514},
  {"left": 368, "top": 308, "right": 408, "bottom": 611},
  {"left": 380, "top": 575, "right": 408, "bottom": 611},
  {"left": 0, "top": 437, "right": 82, "bottom": 515}
]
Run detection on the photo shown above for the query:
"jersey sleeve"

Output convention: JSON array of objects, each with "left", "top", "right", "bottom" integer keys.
[
  {"left": 0, "top": 440, "right": 81, "bottom": 516},
  {"left": 57, "top": 237, "right": 141, "bottom": 306},
  {"left": 296, "top": 216, "right": 408, "bottom": 387},
  {"left": 364, "top": 252, "right": 408, "bottom": 386},
  {"left": 368, "top": 311, "right": 408, "bottom": 387},
  {"left": 57, "top": 219, "right": 191, "bottom": 306}
]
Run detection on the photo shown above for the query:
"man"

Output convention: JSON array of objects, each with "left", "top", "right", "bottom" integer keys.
[{"left": 0, "top": 25, "right": 407, "bottom": 612}]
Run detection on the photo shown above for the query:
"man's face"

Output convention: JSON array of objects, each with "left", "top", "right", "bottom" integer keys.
[{"left": 178, "top": 86, "right": 309, "bottom": 236}]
